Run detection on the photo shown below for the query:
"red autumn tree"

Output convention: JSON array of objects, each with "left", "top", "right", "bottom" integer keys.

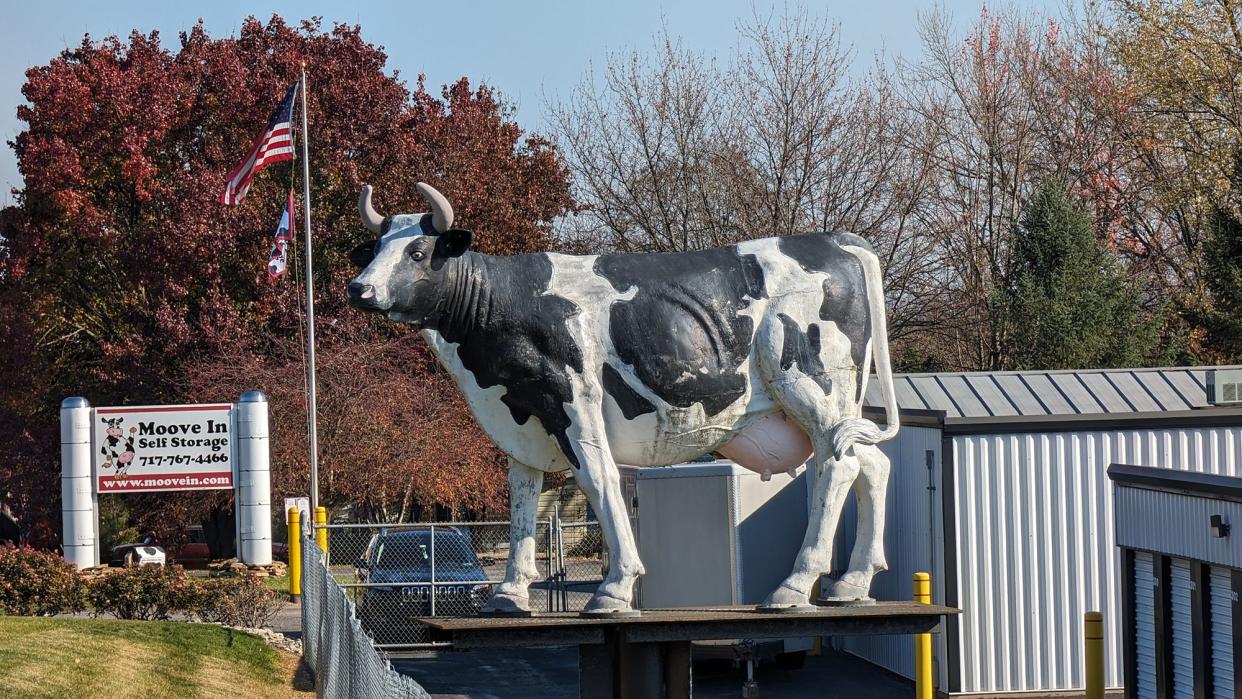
[{"left": 0, "top": 16, "right": 574, "bottom": 538}]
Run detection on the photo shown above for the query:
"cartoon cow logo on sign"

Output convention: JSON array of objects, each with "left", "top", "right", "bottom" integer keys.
[
  {"left": 99, "top": 417, "right": 138, "bottom": 478},
  {"left": 348, "top": 183, "right": 900, "bottom": 615}
]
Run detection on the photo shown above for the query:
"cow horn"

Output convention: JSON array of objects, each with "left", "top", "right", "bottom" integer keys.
[
  {"left": 358, "top": 184, "right": 384, "bottom": 234},
  {"left": 417, "top": 182, "right": 454, "bottom": 233}
]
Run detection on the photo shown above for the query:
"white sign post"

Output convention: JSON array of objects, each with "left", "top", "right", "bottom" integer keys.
[
  {"left": 60, "top": 393, "right": 272, "bottom": 569},
  {"left": 60, "top": 398, "right": 96, "bottom": 570}
]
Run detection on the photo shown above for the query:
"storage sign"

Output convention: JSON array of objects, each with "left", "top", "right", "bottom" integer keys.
[{"left": 93, "top": 404, "right": 234, "bottom": 493}]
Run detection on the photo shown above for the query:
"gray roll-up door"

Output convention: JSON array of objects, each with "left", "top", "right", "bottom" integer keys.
[
  {"left": 1136, "top": 551, "right": 1157, "bottom": 699},
  {"left": 1211, "top": 566, "right": 1234, "bottom": 699},
  {"left": 1170, "top": 558, "right": 1194, "bottom": 699}
]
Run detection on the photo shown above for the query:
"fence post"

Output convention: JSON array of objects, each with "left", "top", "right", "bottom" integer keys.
[
  {"left": 914, "top": 572, "right": 932, "bottom": 699},
  {"left": 556, "top": 509, "right": 567, "bottom": 611},
  {"left": 1085, "top": 611, "right": 1104, "bottom": 699},
  {"left": 429, "top": 524, "right": 437, "bottom": 617},
  {"left": 548, "top": 514, "right": 558, "bottom": 613},
  {"left": 289, "top": 507, "right": 302, "bottom": 602},
  {"left": 315, "top": 506, "right": 328, "bottom": 555}
]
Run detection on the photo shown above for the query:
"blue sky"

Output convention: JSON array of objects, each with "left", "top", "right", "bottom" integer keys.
[{"left": 0, "top": 1, "right": 1057, "bottom": 203}]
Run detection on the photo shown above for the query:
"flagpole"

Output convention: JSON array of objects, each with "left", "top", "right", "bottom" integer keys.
[{"left": 298, "top": 62, "right": 321, "bottom": 518}]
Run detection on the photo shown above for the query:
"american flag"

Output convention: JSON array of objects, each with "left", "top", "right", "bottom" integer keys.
[{"left": 220, "top": 83, "right": 298, "bottom": 205}]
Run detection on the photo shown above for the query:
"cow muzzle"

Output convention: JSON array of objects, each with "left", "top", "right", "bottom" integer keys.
[{"left": 348, "top": 281, "right": 383, "bottom": 310}]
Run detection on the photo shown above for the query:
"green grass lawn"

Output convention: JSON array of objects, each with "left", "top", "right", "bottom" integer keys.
[
  {"left": 263, "top": 573, "right": 291, "bottom": 595},
  {"left": 0, "top": 616, "right": 310, "bottom": 698}
]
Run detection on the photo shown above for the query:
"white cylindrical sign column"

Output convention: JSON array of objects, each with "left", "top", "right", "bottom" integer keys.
[
  {"left": 60, "top": 397, "right": 97, "bottom": 569},
  {"left": 236, "top": 391, "right": 272, "bottom": 565}
]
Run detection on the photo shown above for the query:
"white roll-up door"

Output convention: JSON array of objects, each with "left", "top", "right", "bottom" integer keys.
[
  {"left": 1171, "top": 558, "right": 1194, "bottom": 699},
  {"left": 1135, "top": 551, "right": 1157, "bottom": 699},
  {"left": 1211, "top": 566, "right": 1234, "bottom": 699}
]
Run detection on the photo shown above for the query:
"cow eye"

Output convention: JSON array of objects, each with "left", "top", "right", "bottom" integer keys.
[{"left": 410, "top": 249, "right": 425, "bottom": 261}]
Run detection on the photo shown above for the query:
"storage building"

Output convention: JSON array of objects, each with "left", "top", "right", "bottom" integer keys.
[
  {"left": 842, "top": 366, "right": 1242, "bottom": 695},
  {"left": 1109, "top": 463, "right": 1242, "bottom": 699}
]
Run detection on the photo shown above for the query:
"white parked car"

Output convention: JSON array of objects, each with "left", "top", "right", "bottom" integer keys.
[{"left": 109, "top": 538, "right": 166, "bottom": 567}]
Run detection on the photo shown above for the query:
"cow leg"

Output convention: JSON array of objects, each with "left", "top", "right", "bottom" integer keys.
[
  {"left": 562, "top": 413, "right": 644, "bottom": 612},
  {"left": 483, "top": 457, "right": 543, "bottom": 614},
  {"left": 827, "top": 443, "right": 890, "bottom": 600},
  {"left": 762, "top": 437, "right": 860, "bottom": 607}
]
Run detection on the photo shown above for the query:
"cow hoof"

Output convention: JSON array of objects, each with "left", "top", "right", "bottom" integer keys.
[
  {"left": 759, "top": 583, "right": 810, "bottom": 609},
  {"left": 824, "top": 573, "right": 873, "bottom": 600},
  {"left": 584, "top": 592, "right": 633, "bottom": 614},
  {"left": 482, "top": 592, "right": 530, "bottom": 615}
]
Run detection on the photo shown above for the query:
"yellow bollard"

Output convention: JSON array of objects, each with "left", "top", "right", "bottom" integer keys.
[
  {"left": 288, "top": 507, "right": 302, "bottom": 602},
  {"left": 1085, "top": 611, "right": 1104, "bottom": 699},
  {"left": 314, "top": 506, "right": 328, "bottom": 554},
  {"left": 914, "top": 572, "right": 932, "bottom": 699}
]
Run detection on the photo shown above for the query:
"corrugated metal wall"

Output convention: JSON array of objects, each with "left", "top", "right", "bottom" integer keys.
[
  {"left": 837, "top": 425, "right": 949, "bottom": 690},
  {"left": 1116, "top": 487, "right": 1242, "bottom": 568},
  {"left": 951, "top": 427, "right": 1242, "bottom": 694}
]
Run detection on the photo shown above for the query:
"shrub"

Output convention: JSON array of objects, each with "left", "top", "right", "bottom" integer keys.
[
  {"left": 193, "top": 576, "right": 282, "bottom": 628},
  {"left": 0, "top": 546, "right": 87, "bottom": 616},
  {"left": 89, "top": 565, "right": 192, "bottom": 620}
]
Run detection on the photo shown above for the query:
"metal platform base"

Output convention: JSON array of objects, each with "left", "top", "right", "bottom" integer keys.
[
  {"left": 580, "top": 609, "right": 643, "bottom": 619},
  {"left": 817, "top": 597, "right": 877, "bottom": 607},
  {"left": 478, "top": 609, "right": 534, "bottom": 618},
  {"left": 420, "top": 602, "right": 958, "bottom": 699},
  {"left": 753, "top": 603, "right": 819, "bottom": 614}
]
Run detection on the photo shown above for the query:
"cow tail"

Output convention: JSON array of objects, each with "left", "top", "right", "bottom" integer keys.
[{"left": 830, "top": 244, "right": 900, "bottom": 458}]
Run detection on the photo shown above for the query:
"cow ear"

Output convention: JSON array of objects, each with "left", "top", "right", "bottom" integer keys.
[
  {"left": 349, "top": 240, "right": 377, "bottom": 268},
  {"left": 439, "top": 229, "right": 473, "bottom": 258}
]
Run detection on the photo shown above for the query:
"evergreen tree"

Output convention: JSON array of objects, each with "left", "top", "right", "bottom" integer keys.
[
  {"left": 997, "top": 180, "right": 1163, "bottom": 370},
  {"left": 1202, "top": 157, "right": 1242, "bottom": 361}
]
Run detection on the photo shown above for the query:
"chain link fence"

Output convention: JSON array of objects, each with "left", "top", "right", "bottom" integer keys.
[
  {"left": 308, "top": 518, "right": 611, "bottom": 651},
  {"left": 300, "top": 532, "right": 431, "bottom": 699},
  {"left": 551, "top": 518, "right": 606, "bottom": 613},
  {"left": 324, "top": 521, "right": 558, "bottom": 647}
]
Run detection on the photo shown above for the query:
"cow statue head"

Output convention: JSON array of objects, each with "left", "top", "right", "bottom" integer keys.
[{"left": 346, "top": 182, "right": 473, "bottom": 326}]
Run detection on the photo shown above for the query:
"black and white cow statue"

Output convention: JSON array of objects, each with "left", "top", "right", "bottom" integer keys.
[{"left": 347, "top": 182, "right": 899, "bottom": 615}]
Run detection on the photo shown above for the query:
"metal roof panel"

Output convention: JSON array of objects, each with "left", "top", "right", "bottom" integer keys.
[
  {"left": 1076, "top": 372, "right": 1133, "bottom": 413},
  {"left": 907, "top": 375, "right": 962, "bottom": 418},
  {"left": 1018, "top": 373, "right": 1077, "bottom": 415},
  {"left": 964, "top": 375, "right": 1021, "bottom": 417},
  {"left": 892, "top": 378, "right": 928, "bottom": 411},
  {"left": 1048, "top": 373, "right": 1105, "bottom": 414},
  {"left": 936, "top": 375, "right": 989, "bottom": 417},
  {"left": 1162, "top": 371, "right": 1206, "bottom": 409},
  {"left": 1181, "top": 370, "right": 1211, "bottom": 408},
  {"left": 1129, "top": 371, "right": 1186, "bottom": 411},
  {"left": 991, "top": 373, "right": 1050, "bottom": 416},
  {"left": 1104, "top": 371, "right": 1163, "bottom": 413}
]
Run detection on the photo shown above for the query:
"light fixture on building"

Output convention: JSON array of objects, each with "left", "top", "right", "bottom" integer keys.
[{"left": 1211, "top": 514, "right": 1231, "bottom": 538}]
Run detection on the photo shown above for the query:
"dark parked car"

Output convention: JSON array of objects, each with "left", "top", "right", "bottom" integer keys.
[{"left": 355, "top": 528, "right": 492, "bottom": 645}]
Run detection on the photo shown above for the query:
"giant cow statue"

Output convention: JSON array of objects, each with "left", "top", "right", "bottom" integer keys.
[{"left": 347, "top": 183, "right": 899, "bottom": 615}]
